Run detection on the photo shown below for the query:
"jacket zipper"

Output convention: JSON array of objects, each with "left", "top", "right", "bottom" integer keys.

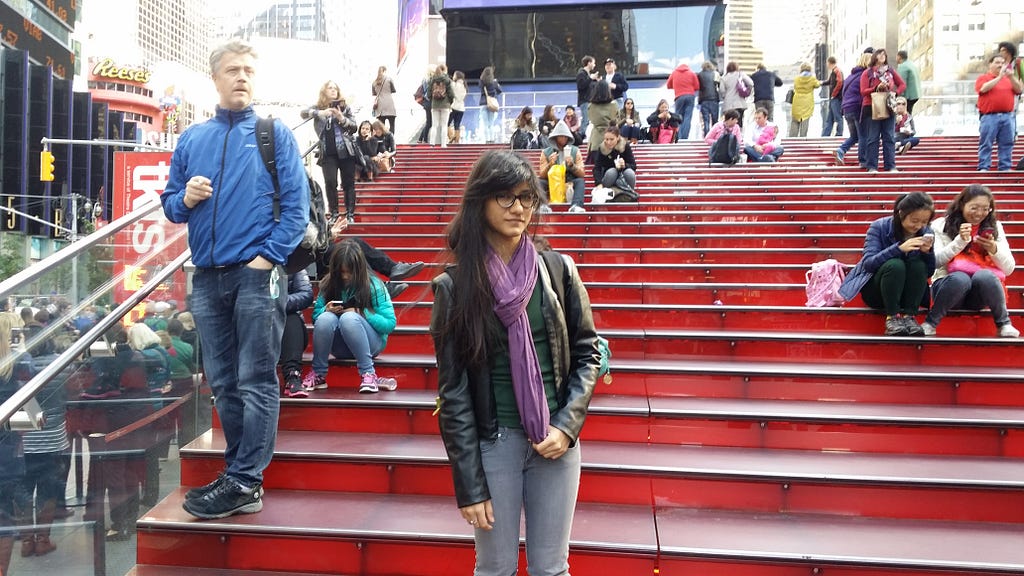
[{"left": 210, "top": 115, "right": 234, "bottom": 266}]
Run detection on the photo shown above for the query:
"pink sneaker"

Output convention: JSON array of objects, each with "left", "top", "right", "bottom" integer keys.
[
  {"left": 302, "top": 371, "right": 326, "bottom": 391},
  {"left": 358, "top": 372, "right": 378, "bottom": 394}
]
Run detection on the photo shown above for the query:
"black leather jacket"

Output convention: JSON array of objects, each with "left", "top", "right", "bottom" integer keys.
[{"left": 429, "top": 253, "right": 601, "bottom": 508}]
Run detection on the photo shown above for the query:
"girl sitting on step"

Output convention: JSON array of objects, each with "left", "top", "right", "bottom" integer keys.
[
  {"left": 839, "top": 192, "right": 937, "bottom": 336},
  {"left": 430, "top": 150, "right": 601, "bottom": 576},
  {"left": 921, "top": 185, "right": 1019, "bottom": 338},
  {"left": 306, "top": 239, "right": 397, "bottom": 394}
]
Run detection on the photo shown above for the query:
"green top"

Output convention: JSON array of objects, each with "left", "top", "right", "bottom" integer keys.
[
  {"left": 898, "top": 60, "right": 921, "bottom": 101},
  {"left": 490, "top": 282, "right": 558, "bottom": 429}
]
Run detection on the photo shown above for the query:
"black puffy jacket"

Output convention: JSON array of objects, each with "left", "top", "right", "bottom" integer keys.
[{"left": 429, "top": 252, "right": 601, "bottom": 507}]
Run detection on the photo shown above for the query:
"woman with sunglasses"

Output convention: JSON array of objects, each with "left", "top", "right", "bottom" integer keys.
[{"left": 430, "top": 150, "right": 601, "bottom": 575}]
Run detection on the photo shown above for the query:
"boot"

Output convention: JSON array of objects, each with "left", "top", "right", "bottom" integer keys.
[
  {"left": 1, "top": 536, "right": 14, "bottom": 575},
  {"left": 20, "top": 535, "right": 34, "bottom": 557},
  {"left": 33, "top": 535, "right": 56, "bottom": 556}
]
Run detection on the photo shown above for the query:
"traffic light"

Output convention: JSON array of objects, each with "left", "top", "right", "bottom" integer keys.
[{"left": 40, "top": 150, "right": 55, "bottom": 182}]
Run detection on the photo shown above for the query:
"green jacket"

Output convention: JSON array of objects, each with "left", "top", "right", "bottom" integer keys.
[{"left": 897, "top": 60, "right": 921, "bottom": 101}]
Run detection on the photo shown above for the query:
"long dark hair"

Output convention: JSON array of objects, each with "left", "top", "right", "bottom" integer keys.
[
  {"left": 590, "top": 80, "right": 613, "bottom": 104},
  {"left": 440, "top": 150, "right": 542, "bottom": 370},
  {"left": 892, "top": 192, "right": 934, "bottom": 241},
  {"left": 320, "top": 239, "right": 375, "bottom": 312},
  {"left": 943, "top": 184, "right": 998, "bottom": 239}
]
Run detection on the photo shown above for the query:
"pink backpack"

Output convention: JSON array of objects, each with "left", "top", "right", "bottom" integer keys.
[{"left": 805, "top": 259, "right": 849, "bottom": 307}]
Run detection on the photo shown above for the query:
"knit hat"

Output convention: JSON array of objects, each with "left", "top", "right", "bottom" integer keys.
[{"left": 863, "top": 47, "right": 875, "bottom": 54}]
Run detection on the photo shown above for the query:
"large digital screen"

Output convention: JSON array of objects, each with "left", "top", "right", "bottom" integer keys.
[{"left": 444, "top": 0, "right": 706, "bottom": 8}]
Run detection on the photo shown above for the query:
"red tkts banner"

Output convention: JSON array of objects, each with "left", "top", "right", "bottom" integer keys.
[{"left": 112, "top": 152, "right": 188, "bottom": 324}]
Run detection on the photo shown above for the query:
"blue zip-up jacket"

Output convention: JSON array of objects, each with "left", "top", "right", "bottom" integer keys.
[
  {"left": 161, "top": 106, "right": 309, "bottom": 268},
  {"left": 839, "top": 216, "right": 936, "bottom": 302}
]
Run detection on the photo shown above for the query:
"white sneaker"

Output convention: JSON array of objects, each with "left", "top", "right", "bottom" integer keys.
[
  {"left": 920, "top": 322, "right": 936, "bottom": 336},
  {"left": 998, "top": 324, "right": 1020, "bottom": 338},
  {"left": 568, "top": 205, "right": 586, "bottom": 213},
  {"left": 537, "top": 205, "right": 553, "bottom": 214}
]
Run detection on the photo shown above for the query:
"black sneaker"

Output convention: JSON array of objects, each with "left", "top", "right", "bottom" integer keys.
[
  {"left": 884, "top": 316, "right": 909, "bottom": 336},
  {"left": 902, "top": 316, "right": 925, "bottom": 336},
  {"left": 386, "top": 282, "right": 409, "bottom": 299},
  {"left": 182, "top": 476, "right": 263, "bottom": 520},
  {"left": 389, "top": 261, "right": 424, "bottom": 281},
  {"left": 282, "top": 370, "right": 307, "bottom": 398},
  {"left": 185, "top": 472, "right": 226, "bottom": 501}
]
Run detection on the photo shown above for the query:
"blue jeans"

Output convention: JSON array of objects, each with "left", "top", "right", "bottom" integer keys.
[
  {"left": 311, "top": 310, "right": 383, "bottom": 377},
  {"left": 191, "top": 264, "right": 286, "bottom": 487},
  {"left": 743, "top": 144, "right": 784, "bottom": 162},
  {"left": 599, "top": 167, "right": 636, "bottom": 190},
  {"left": 673, "top": 94, "right": 695, "bottom": 141},
  {"left": 863, "top": 113, "right": 897, "bottom": 171},
  {"left": 699, "top": 100, "right": 720, "bottom": 137},
  {"left": 977, "top": 112, "right": 1016, "bottom": 171},
  {"left": 836, "top": 109, "right": 862, "bottom": 158},
  {"left": 822, "top": 97, "right": 843, "bottom": 136},
  {"left": 926, "top": 271, "right": 1010, "bottom": 327},
  {"left": 579, "top": 103, "right": 590, "bottom": 139},
  {"left": 479, "top": 108, "right": 500, "bottom": 144},
  {"left": 619, "top": 123, "right": 641, "bottom": 141},
  {"left": 473, "top": 427, "right": 581, "bottom": 576}
]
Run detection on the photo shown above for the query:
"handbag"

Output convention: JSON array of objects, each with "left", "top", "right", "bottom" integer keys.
[
  {"left": 871, "top": 91, "right": 891, "bottom": 120},
  {"left": 547, "top": 163, "right": 567, "bottom": 203},
  {"left": 484, "top": 86, "right": 499, "bottom": 112},
  {"left": 947, "top": 251, "right": 1006, "bottom": 282}
]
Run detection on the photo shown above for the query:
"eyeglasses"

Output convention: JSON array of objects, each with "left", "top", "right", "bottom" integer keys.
[
  {"left": 494, "top": 192, "right": 540, "bottom": 210},
  {"left": 965, "top": 204, "right": 992, "bottom": 213}
]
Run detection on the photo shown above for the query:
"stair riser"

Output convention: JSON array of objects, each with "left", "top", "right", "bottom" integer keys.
[
  {"left": 656, "top": 557, "right": 1003, "bottom": 576},
  {"left": 381, "top": 331, "right": 1021, "bottom": 367},
  {"left": 136, "top": 531, "right": 655, "bottom": 575},
  {"left": 269, "top": 368, "right": 1024, "bottom": 405},
  {"left": 177, "top": 455, "right": 1024, "bottom": 523},
  {"left": 650, "top": 418, "right": 1024, "bottom": 458}
]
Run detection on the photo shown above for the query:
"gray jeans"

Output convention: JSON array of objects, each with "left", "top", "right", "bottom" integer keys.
[
  {"left": 473, "top": 427, "right": 581, "bottom": 576},
  {"left": 926, "top": 270, "right": 1010, "bottom": 327}
]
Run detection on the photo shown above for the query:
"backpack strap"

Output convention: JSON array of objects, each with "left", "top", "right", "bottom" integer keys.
[{"left": 256, "top": 116, "right": 281, "bottom": 222}]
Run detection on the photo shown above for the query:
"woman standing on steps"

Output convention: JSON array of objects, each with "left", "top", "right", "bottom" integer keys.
[
  {"left": 301, "top": 81, "right": 359, "bottom": 223},
  {"left": 839, "top": 192, "right": 936, "bottom": 336},
  {"left": 430, "top": 150, "right": 601, "bottom": 575}
]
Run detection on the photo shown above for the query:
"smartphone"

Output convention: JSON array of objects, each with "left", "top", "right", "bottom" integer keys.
[
  {"left": 921, "top": 233, "right": 934, "bottom": 246},
  {"left": 328, "top": 300, "right": 348, "bottom": 308},
  {"left": 978, "top": 228, "right": 995, "bottom": 239}
]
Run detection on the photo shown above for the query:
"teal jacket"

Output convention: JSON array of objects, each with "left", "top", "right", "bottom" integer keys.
[{"left": 312, "top": 275, "right": 396, "bottom": 345}]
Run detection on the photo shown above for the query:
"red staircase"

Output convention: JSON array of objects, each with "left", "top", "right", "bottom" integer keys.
[{"left": 133, "top": 137, "right": 1024, "bottom": 575}]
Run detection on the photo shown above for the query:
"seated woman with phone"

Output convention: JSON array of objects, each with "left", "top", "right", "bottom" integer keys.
[
  {"left": 839, "top": 192, "right": 937, "bottom": 336},
  {"left": 921, "top": 185, "right": 1018, "bottom": 337},
  {"left": 306, "top": 239, "right": 398, "bottom": 394}
]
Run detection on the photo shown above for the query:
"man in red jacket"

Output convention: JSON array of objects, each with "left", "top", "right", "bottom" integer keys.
[{"left": 667, "top": 62, "right": 700, "bottom": 141}]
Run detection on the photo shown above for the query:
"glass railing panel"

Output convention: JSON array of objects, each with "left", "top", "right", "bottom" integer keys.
[{"left": 2, "top": 202, "right": 197, "bottom": 576}]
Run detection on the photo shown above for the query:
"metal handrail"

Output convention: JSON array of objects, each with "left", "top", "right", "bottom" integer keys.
[{"left": 0, "top": 200, "right": 164, "bottom": 296}]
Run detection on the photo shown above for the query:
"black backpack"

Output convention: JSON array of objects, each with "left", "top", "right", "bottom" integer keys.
[
  {"left": 431, "top": 79, "right": 447, "bottom": 100},
  {"left": 256, "top": 117, "right": 330, "bottom": 274},
  {"left": 709, "top": 130, "right": 739, "bottom": 166},
  {"left": 510, "top": 129, "right": 534, "bottom": 150}
]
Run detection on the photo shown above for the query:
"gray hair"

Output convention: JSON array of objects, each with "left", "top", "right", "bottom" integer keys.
[{"left": 209, "top": 38, "right": 258, "bottom": 75}]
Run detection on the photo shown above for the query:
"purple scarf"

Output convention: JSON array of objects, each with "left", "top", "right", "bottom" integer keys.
[{"left": 485, "top": 235, "right": 548, "bottom": 443}]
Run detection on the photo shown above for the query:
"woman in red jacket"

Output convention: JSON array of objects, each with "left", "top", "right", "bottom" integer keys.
[{"left": 859, "top": 49, "right": 905, "bottom": 172}]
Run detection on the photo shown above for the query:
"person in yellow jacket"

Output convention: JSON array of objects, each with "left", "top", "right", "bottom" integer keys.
[{"left": 789, "top": 63, "right": 821, "bottom": 137}]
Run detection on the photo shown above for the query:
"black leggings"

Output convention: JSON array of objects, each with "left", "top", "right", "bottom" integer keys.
[
  {"left": 377, "top": 115, "right": 396, "bottom": 134},
  {"left": 321, "top": 154, "right": 356, "bottom": 217},
  {"left": 278, "top": 313, "right": 307, "bottom": 375}
]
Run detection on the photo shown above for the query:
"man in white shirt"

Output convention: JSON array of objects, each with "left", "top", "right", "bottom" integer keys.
[{"left": 743, "top": 107, "right": 784, "bottom": 162}]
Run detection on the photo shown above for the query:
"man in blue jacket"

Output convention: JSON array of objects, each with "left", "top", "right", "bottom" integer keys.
[{"left": 161, "top": 39, "right": 309, "bottom": 519}]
